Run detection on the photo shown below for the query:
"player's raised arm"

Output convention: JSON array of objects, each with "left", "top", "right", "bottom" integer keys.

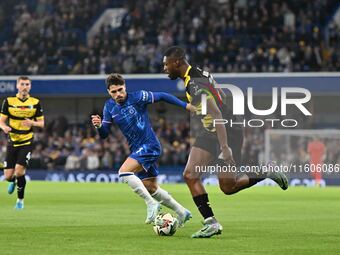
[{"left": 152, "top": 92, "right": 196, "bottom": 113}]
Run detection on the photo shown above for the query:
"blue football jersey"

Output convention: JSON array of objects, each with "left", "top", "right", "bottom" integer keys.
[{"left": 102, "top": 90, "right": 161, "bottom": 151}]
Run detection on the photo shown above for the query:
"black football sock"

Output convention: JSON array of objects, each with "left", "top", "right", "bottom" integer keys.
[
  {"left": 193, "top": 193, "right": 215, "bottom": 220},
  {"left": 246, "top": 172, "right": 265, "bottom": 187},
  {"left": 16, "top": 175, "right": 26, "bottom": 199}
]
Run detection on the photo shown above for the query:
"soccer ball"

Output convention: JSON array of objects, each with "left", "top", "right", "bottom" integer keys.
[{"left": 153, "top": 213, "right": 179, "bottom": 236}]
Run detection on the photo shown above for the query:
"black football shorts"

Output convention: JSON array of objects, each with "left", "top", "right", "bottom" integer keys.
[
  {"left": 5, "top": 144, "right": 33, "bottom": 169},
  {"left": 193, "top": 128, "right": 243, "bottom": 166}
]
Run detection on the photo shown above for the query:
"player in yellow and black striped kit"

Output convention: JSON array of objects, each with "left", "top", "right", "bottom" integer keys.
[
  {"left": 0, "top": 76, "right": 44, "bottom": 209},
  {"left": 163, "top": 46, "right": 288, "bottom": 238}
]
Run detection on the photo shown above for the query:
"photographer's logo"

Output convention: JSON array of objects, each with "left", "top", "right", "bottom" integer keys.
[{"left": 201, "top": 84, "right": 312, "bottom": 128}]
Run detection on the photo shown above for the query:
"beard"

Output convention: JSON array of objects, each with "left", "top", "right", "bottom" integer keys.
[
  {"left": 116, "top": 97, "right": 124, "bottom": 103},
  {"left": 116, "top": 95, "right": 126, "bottom": 104},
  {"left": 168, "top": 72, "right": 180, "bottom": 80}
]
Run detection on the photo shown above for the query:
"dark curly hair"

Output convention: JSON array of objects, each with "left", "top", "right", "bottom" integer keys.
[{"left": 105, "top": 73, "right": 125, "bottom": 89}]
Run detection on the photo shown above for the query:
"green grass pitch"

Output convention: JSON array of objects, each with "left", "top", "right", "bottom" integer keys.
[{"left": 0, "top": 182, "right": 339, "bottom": 255}]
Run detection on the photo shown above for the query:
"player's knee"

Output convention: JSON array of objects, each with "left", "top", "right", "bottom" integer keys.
[
  {"left": 143, "top": 181, "right": 158, "bottom": 194},
  {"left": 183, "top": 165, "right": 201, "bottom": 182},
  {"left": 183, "top": 171, "right": 189, "bottom": 182},
  {"left": 15, "top": 172, "right": 25, "bottom": 178},
  {"left": 183, "top": 170, "right": 193, "bottom": 183},
  {"left": 14, "top": 165, "right": 26, "bottom": 176},
  {"left": 5, "top": 176, "right": 12, "bottom": 182},
  {"left": 146, "top": 185, "right": 157, "bottom": 194},
  {"left": 4, "top": 174, "right": 13, "bottom": 181}
]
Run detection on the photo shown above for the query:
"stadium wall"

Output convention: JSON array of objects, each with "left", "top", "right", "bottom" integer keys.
[
  {"left": 1, "top": 72, "right": 340, "bottom": 96},
  {"left": 2, "top": 73, "right": 340, "bottom": 122}
]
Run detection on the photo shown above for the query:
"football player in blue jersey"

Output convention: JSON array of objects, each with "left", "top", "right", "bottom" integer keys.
[{"left": 91, "top": 73, "right": 194, "bottom": 225}]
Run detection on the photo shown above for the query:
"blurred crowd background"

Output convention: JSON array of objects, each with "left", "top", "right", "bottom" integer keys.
[
  {"left": 0, "top": 116, "right": 190, "bottom": 170},
  {"left": 0, "top": 0, "right": 339, "bottom": 75}
]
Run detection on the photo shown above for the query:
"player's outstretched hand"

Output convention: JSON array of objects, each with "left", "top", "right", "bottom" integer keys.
[
  {"left": 186, "top": 103, "right": 197, "bottom": 113},
  {"left": 91, "top": 115, "right": 102, "bottom": 128}
]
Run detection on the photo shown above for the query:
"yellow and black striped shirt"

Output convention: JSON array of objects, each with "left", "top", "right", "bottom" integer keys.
[
  {"left": 1, "top": 94, "right": 44, "bottom": 146},
  {"left": 183, "top": 65, "right": 223, "bottom": 132}
]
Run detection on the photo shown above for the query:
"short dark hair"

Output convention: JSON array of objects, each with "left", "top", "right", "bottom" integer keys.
[
  {"left": 106, "top": 73, "right": 125, "bottom": 89},
  {"left": 164, "top": 46, "right": 186, "bottom": 59},
  {"left": 17, "top": 76, "right": 31, "bottom": 83}
]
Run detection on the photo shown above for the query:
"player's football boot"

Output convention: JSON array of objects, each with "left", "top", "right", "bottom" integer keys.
[
  {"left": 191, "top": 217, "right": 223, "bottom": 238},
  {"left": 8, "top": 181, "right": 16, "bottom": 195},
  {"left": 145, "top": 202, "right": 160, "bottom": 224},
  {"left": 177, "top": 209, "right": 192, "bottom": 227},
  {"left": 15, "top": 200, "right": 24, "bottom": 210},
  {"left": 266, "top": 162, "right": 289, "bottom": 190}
]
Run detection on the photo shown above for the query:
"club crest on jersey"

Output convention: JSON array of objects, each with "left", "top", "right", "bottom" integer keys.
[
  {"left": 189, "top": 81, "right": 201, "bottom": 96},
  {"left": 121, "top": 106, "right": 136, "bottom": 116}
]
